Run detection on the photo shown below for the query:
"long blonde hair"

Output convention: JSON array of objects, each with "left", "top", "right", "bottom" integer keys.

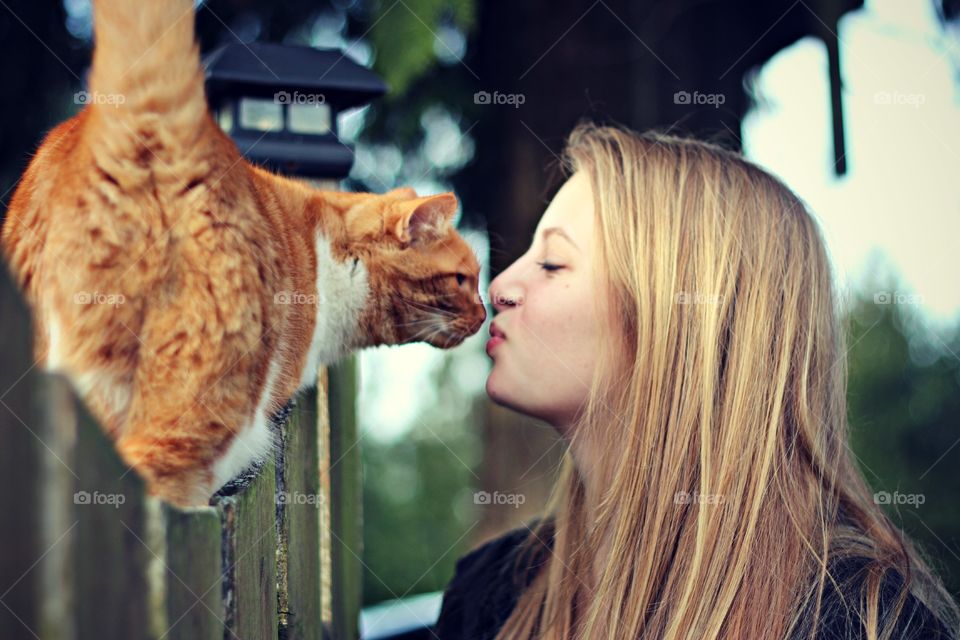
[{"left": 496, "top": 123, "right": 959, "bottom": 639}]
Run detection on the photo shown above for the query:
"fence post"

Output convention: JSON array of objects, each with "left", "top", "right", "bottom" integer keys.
[
  {"left": 327, "top": 356, "right": 362, "bottom": 640},
  {"left": 0, "top": 264, "right": 45, "bottom": 639},
  {"left": 277, "top": 382, "right": 322, "bottom": 640},
  {"left": 71, "top": 395, "right": 153, "bottom": 640}
]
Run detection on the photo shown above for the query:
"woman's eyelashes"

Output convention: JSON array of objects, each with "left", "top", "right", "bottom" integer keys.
[{"left": 536, "top": 261, "right": 564, "bottom": 273}]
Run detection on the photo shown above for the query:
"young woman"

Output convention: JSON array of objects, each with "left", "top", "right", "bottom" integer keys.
[{"left": 435, "top": 123, "right": 959, "bottom": 639}]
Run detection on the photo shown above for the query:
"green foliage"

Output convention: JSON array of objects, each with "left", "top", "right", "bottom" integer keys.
[
  {"left": 360, "top": 352, "right": 485, "bottom": 605},
  {"left": 368, "top": 0, "right": 475, "bottom": 99},
  {"left": 845, "top": 278, "right": 960, "bottom": 597}
]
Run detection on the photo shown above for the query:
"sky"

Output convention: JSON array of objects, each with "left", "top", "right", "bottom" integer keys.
[{"left": 743, "top": 0, "right": 960, "bottom": 328}]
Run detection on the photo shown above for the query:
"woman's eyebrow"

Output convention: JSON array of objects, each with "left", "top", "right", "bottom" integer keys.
[{"left": 541, "top": 226, "right": 580, "bottom": 251}]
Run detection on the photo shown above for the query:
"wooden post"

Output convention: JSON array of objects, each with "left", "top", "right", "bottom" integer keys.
[
  {"left": 71, "top": 383, "right": 152, "bottom": 640},
  {"left": 277, "top": 384, "right": 323, "bottom": 640},
  {"left": 326, "top": 356, "right": 362, "bottom": 640},
  {"left": 0, "top": 265, "right": 45, "bottom": 640},
  {"left": 162, "top": 504, "right": 223, "bottom": 640},
  {"left": 218, "top": 457, "right": 278, "bottom": 640}
]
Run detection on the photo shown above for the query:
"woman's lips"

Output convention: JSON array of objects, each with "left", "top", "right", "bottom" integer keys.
[
  {"left": 485, "top": 335, "right": 505, "bottom": 355},
  {"left": 486, "top": 322, "right": 506, "bottom": 355}
]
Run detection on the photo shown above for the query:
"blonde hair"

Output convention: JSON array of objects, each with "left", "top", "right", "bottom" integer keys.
[{"left": 495, "top": 123, "right": 960, "bottom": 639}]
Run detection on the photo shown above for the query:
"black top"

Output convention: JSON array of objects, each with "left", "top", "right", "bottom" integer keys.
[{"left": 433, "top": 520, "right": 955, "bottom": 640}]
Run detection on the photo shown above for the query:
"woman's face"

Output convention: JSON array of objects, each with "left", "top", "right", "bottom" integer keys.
[{"left": 485, "top": 171, "right": 606, "bottom": 431}]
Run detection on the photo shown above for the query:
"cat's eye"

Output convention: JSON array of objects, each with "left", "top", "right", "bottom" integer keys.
[{"left": 455, "top": 273, "right": 467, "bottom": 286}]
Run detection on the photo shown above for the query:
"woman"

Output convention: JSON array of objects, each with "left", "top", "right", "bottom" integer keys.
[{"left": 434, "top": 123, "right": 959, "bottom": 639}]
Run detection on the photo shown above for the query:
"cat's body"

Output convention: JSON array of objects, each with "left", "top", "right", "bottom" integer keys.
[{"left": 1, "top": 0, "right": 485, "bottom": 506}]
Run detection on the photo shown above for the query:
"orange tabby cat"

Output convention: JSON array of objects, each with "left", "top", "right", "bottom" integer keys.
[{"left": 0, "top": 0, "right": 486, "bottom": 507}]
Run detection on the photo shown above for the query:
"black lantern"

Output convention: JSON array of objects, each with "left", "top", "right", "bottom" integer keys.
[{"left": 203, "top": 43, "right": 386, "bottom": 178}]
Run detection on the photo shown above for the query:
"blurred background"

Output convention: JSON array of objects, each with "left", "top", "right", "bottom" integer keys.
[{"left": 0, "top": 0, "right": 958, "bottom": 624}]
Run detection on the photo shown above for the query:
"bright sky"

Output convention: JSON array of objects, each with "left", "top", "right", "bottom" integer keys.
[{"left": 743, "top": 0, "right": 960, "bottom": 327}]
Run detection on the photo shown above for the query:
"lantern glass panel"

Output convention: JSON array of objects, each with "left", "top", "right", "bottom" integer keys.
[
  {"left": 217, "top": 99, "right": 234, "bottom": 132},
  {"left": 288, "top": 102, "right": 332, "bottom": 135},
  {"left": 239, "top": 97, "right": 283, "bottom": 132}
]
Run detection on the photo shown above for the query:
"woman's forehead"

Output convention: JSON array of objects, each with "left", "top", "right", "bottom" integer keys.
[{"left": 537, "top": 172, "right": 594, "bottom": 240}]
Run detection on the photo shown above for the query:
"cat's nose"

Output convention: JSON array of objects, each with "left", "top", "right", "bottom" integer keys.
[{"left": 469, "top": 304, "right": 487, "bottom": 334}]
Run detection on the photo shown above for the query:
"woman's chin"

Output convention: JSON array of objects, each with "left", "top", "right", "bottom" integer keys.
[
  {"left": 485, "top": 371, "right": 513, "bottom": 407},
  {"left": 485, "top": 374, "right": 502, "bottom": 403}
]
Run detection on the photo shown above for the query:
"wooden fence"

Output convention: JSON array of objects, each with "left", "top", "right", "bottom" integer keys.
[{"left": 0, "top": 252, "right": 363, "bottom": 639}]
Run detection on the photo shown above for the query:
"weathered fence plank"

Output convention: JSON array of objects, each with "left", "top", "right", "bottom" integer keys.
[
  {"left": 278, "top": 383, "right": 322, "bottom": 640},
  {"left": 72, "top": 393, "right": 152, "bottom": 640},
  {"left": 327, "top": 357, "right": 362, "bottom": 640},
  {"left": 219, "top": 456, "right": 279, "bottom": 640},
  {"left": 163, "top": 504, "right": 223, "bottom": 640},
  {"left": 0, "top": 265, "right": 44, "bottom": 640}
]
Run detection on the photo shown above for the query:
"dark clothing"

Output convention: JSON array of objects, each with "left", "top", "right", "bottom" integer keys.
[
  {"left": 434, "top": 520, "right": 955, "bottom": 640},
  {"left": 435, "top": 521, "right": 546, "bottom": 640}
]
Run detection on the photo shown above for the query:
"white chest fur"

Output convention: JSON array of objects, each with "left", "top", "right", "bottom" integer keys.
[
  {"left": 296, "top": 231, "right": 370, "bottom": 389},
  {"left": 212, "top": 231, "right": 370, "bottom": 492}
]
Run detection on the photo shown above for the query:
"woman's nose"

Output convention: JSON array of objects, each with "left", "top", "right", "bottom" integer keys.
[{"left": 489, "top": 273, "right": 522, "bottom": 313}]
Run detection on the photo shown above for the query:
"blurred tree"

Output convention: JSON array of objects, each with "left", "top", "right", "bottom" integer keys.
[{"left": 846, "top": 263, "right": 960, "bottom": 596}]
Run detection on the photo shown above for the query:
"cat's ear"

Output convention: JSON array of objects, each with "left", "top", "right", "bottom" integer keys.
[
  {"left": 385, "top": 186, "right": 418, "bottom": 200},
  {"left": 388, "top": 193, "right": 458, "bottom": 244}
]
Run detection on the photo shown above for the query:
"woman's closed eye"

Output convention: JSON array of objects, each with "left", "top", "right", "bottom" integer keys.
[{"left": 536, "top": 261, "right": 564, "bottom": 273}]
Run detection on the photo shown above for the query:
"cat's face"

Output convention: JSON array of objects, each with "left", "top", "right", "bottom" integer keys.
[{"left": 341, "top": 188, "right": 487, "bottom": 350}]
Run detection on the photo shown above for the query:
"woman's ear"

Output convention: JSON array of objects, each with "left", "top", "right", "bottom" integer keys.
[{"left": 388, "top": 193, "right": 458, "bottom": 244}]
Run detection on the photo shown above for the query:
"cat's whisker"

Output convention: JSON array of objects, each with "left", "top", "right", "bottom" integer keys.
[
  {"left": 397, "top": 317, "right": 441, "bottom": 329},
  {"left": 398, "top": 298, "right": 458, "bottom": 318},
  {"left": 410, "top": 324, "right": 441, "bottom": 343}
]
